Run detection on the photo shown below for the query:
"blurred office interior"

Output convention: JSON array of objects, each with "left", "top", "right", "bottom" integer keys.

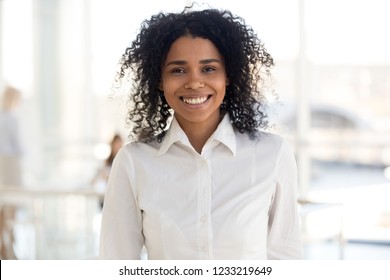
[{"left": 0, "top": 0, "right": 390, "bottom": 259}]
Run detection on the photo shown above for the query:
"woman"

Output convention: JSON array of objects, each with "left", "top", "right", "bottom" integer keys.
[
  {"left": 100, "top": 8, "right": 302, "bottom": 260},
  {"left": 0, "top": 86, "right": 23, "bottom": 259},
  {"left": 0, "top": 86, "right": 23, "bottom": 187},
  {"left": 92, "top": 134, "right": 123, "bottom": 208}
]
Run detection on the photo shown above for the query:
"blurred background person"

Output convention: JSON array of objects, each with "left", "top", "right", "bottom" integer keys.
[
  {"left": 0, "top": 85, "right": 24, "bottom": 259},
  {"left": 92, "top": 133, "right": 123, "bottom": 208},
  {"left": 0, "top": 86, "right": 24, "bottom": 187}
]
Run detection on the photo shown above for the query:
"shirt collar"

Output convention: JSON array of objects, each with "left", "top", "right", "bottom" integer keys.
[{"left": 158, "top": 114, "right": 236, "bottom": 156}]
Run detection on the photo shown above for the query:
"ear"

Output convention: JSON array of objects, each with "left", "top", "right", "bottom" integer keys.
[
  {"left": 226, "top": 78, "right": 230, "bottom": 86},
  {"left": 159, "top": 81, "right": 163, "bottom": 91}
]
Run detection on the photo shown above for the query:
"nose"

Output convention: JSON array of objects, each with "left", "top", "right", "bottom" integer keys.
[{"left": 184, "top": 72, "right": 204, "bottom": 89}]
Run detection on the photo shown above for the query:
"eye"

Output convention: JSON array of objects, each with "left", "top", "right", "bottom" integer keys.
[
  {"left": 170, "top": 68, "right": 186, "bottom": 74},
  {"left": 203, "top": 66, "right": 216, "bottom": 73}
]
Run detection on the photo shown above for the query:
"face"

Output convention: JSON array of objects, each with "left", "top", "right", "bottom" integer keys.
[{"left": 160, "top": 35, "right": 228, "bottom": 130}]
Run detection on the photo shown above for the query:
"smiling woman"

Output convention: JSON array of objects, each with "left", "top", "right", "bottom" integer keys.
[
  {"left": 160, "top": 36, "right": 228, "bottom": 151},
  {"left": 115, "top": 8, "right": 274, "bottom": 144},
  {"left": 99, "top": 7, "right": 302, "bottom": 260}
]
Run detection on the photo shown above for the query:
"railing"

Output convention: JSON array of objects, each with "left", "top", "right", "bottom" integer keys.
[{"left": 0, "top": 185, "right": 104, "bottom": 260}]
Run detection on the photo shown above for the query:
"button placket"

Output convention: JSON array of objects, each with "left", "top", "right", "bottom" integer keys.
[{"left": 196, "top": 152, "right": 212, "bottom": 259}]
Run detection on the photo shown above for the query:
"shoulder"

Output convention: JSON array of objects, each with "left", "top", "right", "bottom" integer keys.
[
  {"left": 236, "top": 129, "right": 284, "bottom": 149},
  {"left": 235, "top": 130, "right": 294, "bottom": 163},
  {"left": 256, "top": 131, "right": 294, "bottom": 161},
  {"left": 116, "top": 138, "right": 161, "bottom": 160}
]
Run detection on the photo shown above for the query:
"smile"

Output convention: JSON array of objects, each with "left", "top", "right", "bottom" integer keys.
[{"left": 181, "top": 96, "right": 210, "bottom": 105}]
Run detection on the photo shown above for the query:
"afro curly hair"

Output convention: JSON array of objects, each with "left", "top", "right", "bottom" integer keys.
[{"left": 116, "top": 8, "right": 274, "bottom": 142}]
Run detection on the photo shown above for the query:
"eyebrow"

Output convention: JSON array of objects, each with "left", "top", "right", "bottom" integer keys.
[{"left": 165, "top": 58, "right": 222, "bottom": 66}]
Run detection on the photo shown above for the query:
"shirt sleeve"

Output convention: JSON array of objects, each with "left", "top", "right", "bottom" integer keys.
[
  {"left": 99, "top": 147, "right": 144, "bottom": 259},
  {"left": 267, "top": 139, "right": 303, "bottom": 259}
]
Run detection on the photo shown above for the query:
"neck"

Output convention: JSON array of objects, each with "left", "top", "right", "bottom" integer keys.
[{"left": 175, "top": 112, "right": 222, "bottom": 154}]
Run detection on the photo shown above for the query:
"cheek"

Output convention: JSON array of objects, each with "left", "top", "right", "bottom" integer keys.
[
  {"left": 162, "top": 90, "right": 177, "bottom": 108},
  {"left": 162, "top": 85, "right": 175, "bottom": 100},
  {"left": 215, "top": 81, "right": 227, "bottom": 97},
  {"left": 161, "top": 77, "right": 179, "bottom": 94}
]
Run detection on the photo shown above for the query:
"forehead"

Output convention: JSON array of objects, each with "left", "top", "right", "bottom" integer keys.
[{"left": 164, "top": 35, "right": 223, "bottom": 63}]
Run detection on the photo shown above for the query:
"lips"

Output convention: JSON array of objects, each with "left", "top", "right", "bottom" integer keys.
[
  {"left": 181, "top": 96, "right": 209, "bottom": 105},
  {"left": 180, "top": 94, "right": 212, "bottom": 105}
]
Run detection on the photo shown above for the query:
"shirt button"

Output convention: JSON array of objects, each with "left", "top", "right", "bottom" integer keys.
[{"left": 201, "top": 215, "right": 207, "bottom": 223}]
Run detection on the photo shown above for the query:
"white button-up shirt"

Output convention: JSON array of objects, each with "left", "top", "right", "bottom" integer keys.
[{"left": 100, "top": 115, "right": 302, "bottom": 259}]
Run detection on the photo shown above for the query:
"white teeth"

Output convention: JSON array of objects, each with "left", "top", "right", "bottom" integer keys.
[{"left": 182, "top": 96, "right": 208, "bottom": 105}]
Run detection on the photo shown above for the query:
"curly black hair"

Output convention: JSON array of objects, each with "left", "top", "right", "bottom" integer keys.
[{"left": 116, "top": 8, "right": 274, "bottom": 142}]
